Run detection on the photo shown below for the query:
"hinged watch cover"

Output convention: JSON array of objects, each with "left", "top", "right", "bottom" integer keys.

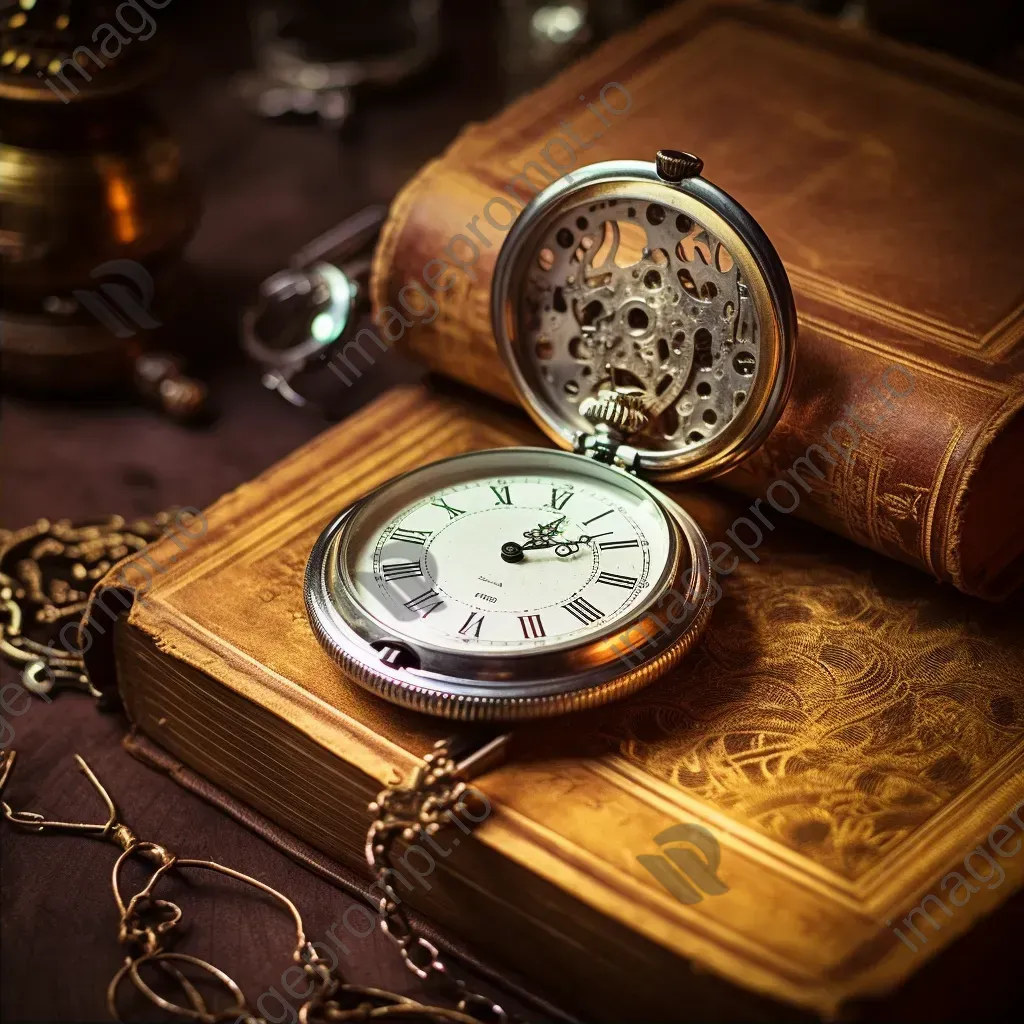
[{"left": 490, "top": 150, "right": 797, "bottom": 479}]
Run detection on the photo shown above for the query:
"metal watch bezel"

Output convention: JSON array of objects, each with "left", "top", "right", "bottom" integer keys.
[
  {"left": 303, "top": 447, "right": 713, "bottom": 721},
  {"left": 490, "top": 156, "right": 797, "bottom": 481}
]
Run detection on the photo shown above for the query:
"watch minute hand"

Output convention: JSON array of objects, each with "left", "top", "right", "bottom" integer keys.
[{"left": 520, "top": 531, "right": 613, "bottom": 552}]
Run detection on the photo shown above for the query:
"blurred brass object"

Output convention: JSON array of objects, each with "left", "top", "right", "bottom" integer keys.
[
  {"left": 0, "top": 0, "right": 203, "bottom": 417},
  {"left": 133, "top": 352, "right": 208, "bottom": 420}
]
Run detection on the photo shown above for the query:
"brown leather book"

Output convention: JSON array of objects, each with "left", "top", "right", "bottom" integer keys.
[
  {"left": 369, "top": 0, "right": 1024, "bottom": 600},
  {"left": 88, "top": 385, "right": 1024, "bottom": 1022}
]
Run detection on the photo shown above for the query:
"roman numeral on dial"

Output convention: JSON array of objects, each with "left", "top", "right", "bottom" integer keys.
[
  {"left": 599, "top": 539, "right": 639, "bottom": 550},
  {"left": 458, "top": 612, "right": 485, "bottom": 637},
  {"left": 404, "top": 590, "right": 443, "bottom": 616},
  {"left": 550, "top": 488, "right": 573, "bottom": 511},
  {"left": 564, "top": 597, "right": 603, "bottom": 624},
  {"left": 518, "top": 614, "right": 545, "bottom": 638},
  {"left": 432, "top": 498, "right": 465, "bottom": 519},
  {"left": 391, "top": 528, "right": 431, "bottom": 545},
  {"left": 382, "top": 561, "right": 422, "bottom": 581},
  {"left": 597, "top": 571, "right": 637, "bottom": 589},
  {"left": 491, "top": 485, "right": 511, "bottom": 505}
]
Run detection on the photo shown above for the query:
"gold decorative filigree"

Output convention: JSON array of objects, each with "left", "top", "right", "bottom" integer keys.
[{"left": 603, "top": 545, "right": 1023, "bottom": 880}]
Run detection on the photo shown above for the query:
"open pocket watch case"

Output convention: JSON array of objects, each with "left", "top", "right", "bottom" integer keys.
[{"left": 304, "top": 151, "right": 796, "bottom": 721}]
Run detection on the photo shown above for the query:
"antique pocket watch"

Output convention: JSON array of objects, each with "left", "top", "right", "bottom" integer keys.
[{"left": 305, "top": 151, "right": 796, "bottom": 721}]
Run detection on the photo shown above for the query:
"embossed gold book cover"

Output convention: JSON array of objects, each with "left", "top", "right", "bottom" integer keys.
[{"left": 92, "top": 387, "right": 1024, "bottom": 1022}]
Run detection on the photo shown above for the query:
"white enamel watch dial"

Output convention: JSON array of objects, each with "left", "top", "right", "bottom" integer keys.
[
  {"left": 305, "top": 448, "right": 712, "bottom": 721},
  {"left": 350, "top": 459, "right": 670, "bottom": 653}
]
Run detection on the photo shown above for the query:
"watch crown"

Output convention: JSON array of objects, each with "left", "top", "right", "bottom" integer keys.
[
  {"left": 655, "top": 149, "right": 704, "bottom": 182},
  {"left": 580, "top": 388, "right": 649, "bottom": 437}
]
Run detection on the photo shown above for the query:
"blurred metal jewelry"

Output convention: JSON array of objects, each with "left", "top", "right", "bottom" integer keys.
[
  {"left": 241, "top": 205, "right": 386, "bottom": 407},
  {"left": 0, "top": 513, "right": 175, "bottom": 701},
  {"left": 234, "top": 0, "right": 441, "bottom": 127},
  {"left": 0, "top": 743, "right": 510, "bottom": 1024}
]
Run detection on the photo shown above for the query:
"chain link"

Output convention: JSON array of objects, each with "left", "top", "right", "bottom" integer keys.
[
  {"left": 1, "top": 740, "right": 514, "bottom": 1024},
  {"left": 0, "top": 515, "right": 176, "bottom": 700},
  {"left": 1, "top": 515, "right": 517, "bottom": 1023},
  {"left": 363, "top": 739, "right": 511, "bottom": 1024}
]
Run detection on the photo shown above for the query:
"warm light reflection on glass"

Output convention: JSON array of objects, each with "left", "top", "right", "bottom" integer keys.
[{"left": 105, "top": 172, "right": 138, "bottom": 244}]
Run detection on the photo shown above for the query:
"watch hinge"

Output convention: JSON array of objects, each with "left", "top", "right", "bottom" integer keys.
[{"left": 574, "top": 430, "right": 642, "bottom": 474}]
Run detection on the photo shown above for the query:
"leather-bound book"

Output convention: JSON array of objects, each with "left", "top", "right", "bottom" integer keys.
[
  {"left": 369, "top": 0, "right": 1024, "bottom": 600},
  {"left": 88, "top": 386, "right": 1024, "bottom": 1022}
]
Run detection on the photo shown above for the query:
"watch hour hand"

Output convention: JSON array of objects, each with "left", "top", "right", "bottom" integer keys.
[
  {"left": 502, "top": 532, "right": 564, "bottom": 562},
  {"left": 522, "top": 517, "right": 565, "bottom": 545}
]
